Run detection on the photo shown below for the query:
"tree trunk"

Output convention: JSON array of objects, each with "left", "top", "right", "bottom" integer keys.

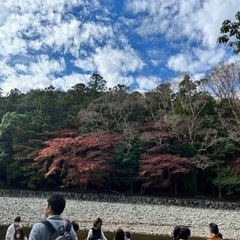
[
  {"left": 130, "top": 181, "right": 133, "bottom": 194},
  {"left": 218, "top": 187, "right": 222, "bottom": 199},
  {"left": 175, "top": 181, "right": 178, "bottom": 195}
]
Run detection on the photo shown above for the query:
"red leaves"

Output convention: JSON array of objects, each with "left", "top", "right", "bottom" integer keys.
[
  {"left": 231, "top": 157, "right": 240, "bottom": 174},
  {"left": 139, "top": 153, "right": 190, "bottom": 188},
  {"left": 35, "top": 133, "right": 117, "bottom": 187},
  {"left": 139, "top": 121, "right": 190, "bottom": 189}
]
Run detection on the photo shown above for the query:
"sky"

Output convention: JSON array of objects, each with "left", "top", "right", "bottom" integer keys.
[{"left": 0, "top": 0, "right": 240, "bottom": 94}]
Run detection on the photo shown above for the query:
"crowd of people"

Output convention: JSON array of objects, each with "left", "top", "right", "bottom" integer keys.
[{"left": 5, "top": 194, "right": 225, "bottom": 240}]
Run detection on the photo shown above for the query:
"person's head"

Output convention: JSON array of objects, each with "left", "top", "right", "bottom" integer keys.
[
  {"left": 115, "top": 228, "right": 125, "bottom": 240},
  {"left": 45, "top": 194, "right": 66, "bottom": 217},
  {"left": 93, "top": 217, "right": 103, "bottom": 229},
  {"left": 71, "top": 220, "right": 79, "bottom": 232},
  {"left": 14, "top": 216, "right": 21, "bottom": 227},
  {"left": 173, "top": 226, "right": 181, "bottom": 240},
  {"left": 209, "top": 223, "right": 219, "bottom": 235},
  {"left": 125, "top": 231, "right": 131, "bottom": 239},
  {"left": 13, "top": 227, "right": 25, "bottom": 240},
  {"left": 173, "top": 226, "right": 190, "bottom": 240},
  {"left": 179, "top": 227, "right": 191, "bottom": 240}
]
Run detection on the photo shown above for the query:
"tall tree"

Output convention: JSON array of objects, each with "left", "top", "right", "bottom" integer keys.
[{"left": 0, "top": 112, "right": 27, "bottom": 186}]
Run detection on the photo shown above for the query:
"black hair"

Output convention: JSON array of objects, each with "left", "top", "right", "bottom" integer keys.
[
  {"left": 209, "top": 223, "right": 219, "bottom": 235},
  {"left": 71, "top": 220, "right": 79, "bottom": 232},
  {"left": 125, "top": 231, "right": 131, "bottom": 238},
  {"left": 217, "top": 232, "right": 223, "bottom": 239},
  {"left": 173, "top": 226, "right": 181, "bottom": 240},
  {"left": 179, "top": 227, "right": 191, "bottom": 240},
  {"left": 14, "top": 216, "right": 21, "bottom": 222},
  {"left": 173, "top": 226, "right": 190, "bottom": 240},
  {"left": 47, "top": 194, "right": 66, "bottom": 215},
  {"left": 115, "top": 228, "right": 125, "bottom": 240}
]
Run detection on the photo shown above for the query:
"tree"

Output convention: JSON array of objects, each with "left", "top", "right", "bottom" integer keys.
[
  {"left": 139, "top": 121, "right": 190, "bottom": 194},
  {"left": 88, "top": 74, "right": 106, "bottom": 91},
  {"left": 218, "top": 11, "right": 240, "bottom": 54},
  {"left": 206, "top": 61, "right": 240, "bottom": 128},
  {"left": 114, "top": 136, "right": 145, "bottom": 193},
  {"left": 35, "top": 133, "right": 118, "bottom": 190},
  {"left": 0, "top": 112, "right": 27, "bottom": 186},
  {"left": 144, "top": 83, "right": 174, "bottom": 122},
  {"left": 78, "top": 86, "right": 145, "bottom": 138},
  {"left": 212, "top": 166, "right": 240, "bottom": 198}
]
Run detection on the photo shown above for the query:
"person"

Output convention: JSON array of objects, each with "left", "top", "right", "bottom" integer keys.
[
  {"left": 207, "top": 223, "right": 222, "bottom": 240},
  {"left": 113, "top": 228, "right": 125, "bottom": 240},
  {"left": 86, "top": 217, "right": 107, "bottom": 240},
  {"left": 124, "top": 231, "right": 131, "bottom": 240},
  {"left": 28, "top": 194, "right": 77, "bottom": 240},
  {"left": 173, "top": 226, "right": 191, "bottom": 240},
  {"left": 11, "top": 227, "right": 28, "bottom": 240},
  {"left": 173, "top": 226, "right": 181, "bottom": 240},
  {"left": 217, "top": 232, "right": 223, "bottom": 239},
  {"left": 5, "top": 216, "right": 22, "bottom": 240},
  {"left": 71, "top": 221, "right": 79, "bottom": 233}
]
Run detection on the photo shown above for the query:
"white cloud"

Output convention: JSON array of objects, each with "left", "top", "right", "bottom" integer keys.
[
  {"left": 52, "top": 73, "right": 91, "bottom": 91},
  {"left": 125, "top": 0, "right": 239, "bottom": 49},
  {"left": 135, "top": 76, "right": 161, "bottom": 91},
  {"left": 93, "top": 46, "right": 144, "bottom": 88},
  {"left": 0, "top": 0, "right": 239, "bottom": 95}
]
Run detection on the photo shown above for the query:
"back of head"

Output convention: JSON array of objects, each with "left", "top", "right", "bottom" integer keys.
[
  {"left": 125, "top": 231, "right": 131, "bottom": 239},
  {"left": 115, "top": 228, "right": 125, "bottom": 240},
  {"left": 209, "top": 223, "right": 219, "bottom": 235},
  {"left": 179, "top": 227, "right": 191, "bottom": 240},
  {"left": 173, "top": 226, "right": 190, "bottom": 240},
  {"left": 71, "top": 220, "right": 79, "bottom": 232},
  {"left": 47, "top": 194, "right": 66, "bottom": 215},
  {"left": 173, "top": 226, "right": 181, "bottom": 240}
]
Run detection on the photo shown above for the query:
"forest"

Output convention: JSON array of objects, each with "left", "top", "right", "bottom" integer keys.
[{"left": 0, "top": 61, "right": 240, "bottom": 199}]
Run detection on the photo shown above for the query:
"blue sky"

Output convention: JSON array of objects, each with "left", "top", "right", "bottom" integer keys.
[{"left": 0, "top": 0, "right": 239, "bottom": 94}]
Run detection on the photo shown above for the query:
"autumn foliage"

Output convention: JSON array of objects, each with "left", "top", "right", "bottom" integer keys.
[
  {"left": 139, "top": 121, "right": 190, "bottom": 189},
  {"left": 35, "top": 133, "right": 118, "bottom": 188}
]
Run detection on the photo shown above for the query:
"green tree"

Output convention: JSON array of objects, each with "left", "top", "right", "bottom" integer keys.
[
  {"left": 115, "top": 136, "right": 145, "bottom": 193},
  {"left": 218, "top": 11, "right": 240, "bottom": 54},
  {"left": 0, "top": 112, "right": 27, "bottom": 186}
]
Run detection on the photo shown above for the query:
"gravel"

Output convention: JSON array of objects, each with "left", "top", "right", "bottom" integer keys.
[{"left": 0, "top": 196, "right": 239, "bottom": 239}]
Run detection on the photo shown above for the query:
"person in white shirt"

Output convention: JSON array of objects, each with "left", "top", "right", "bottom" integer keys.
[{"left": 5, "top": 216, "right": 22, "bottom": 240}]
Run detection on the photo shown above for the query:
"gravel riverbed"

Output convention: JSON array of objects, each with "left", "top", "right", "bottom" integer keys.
[{"left": 0, "top": 196, "right": 239, "bottom": 239}]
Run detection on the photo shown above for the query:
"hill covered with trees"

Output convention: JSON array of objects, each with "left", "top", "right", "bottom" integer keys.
[{"left": 1, "top": 63, "right": 240, "bottom": 199}]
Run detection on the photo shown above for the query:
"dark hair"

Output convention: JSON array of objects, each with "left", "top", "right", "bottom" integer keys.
[
  {"left": 179, "top": 227, "right": 191, "bottom": 240},
  {"left": 125, "top": 231, "right": 131, "bottom": 239},
  {"left": 115, "top": 228, "right": 125, "bottom": 240},
  {"left": 173, "top": 226, "right": 190, "bottom": 240},
  {"left": 93, "top": 217, "right": 103, "bottom": 228},
  {"left": 209, "top": 223, "right": 219, "bottom": 235},
  {"left": 47, "top": 194, "right": 66, "bottom": 215},
  {"left": 14, "top": 216, "right": 21, "bottom": 222},
  {"left": 217, "top": 232, "right": 223, "bottom": 239},
  {"left": 71, "top": 220, "right": 79, "bottom": 232},
  {"left": 173, "top": 226, "right": 181, "bottom": 240},
  {"left": 13, "top": 227, "right": 25, "bottom": 240}
]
